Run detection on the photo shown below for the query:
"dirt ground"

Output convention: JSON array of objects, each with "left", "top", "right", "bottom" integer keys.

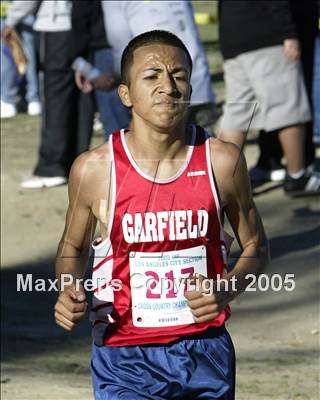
[{"left": 1, "top": 115, "right": 320, "bottom": 399}]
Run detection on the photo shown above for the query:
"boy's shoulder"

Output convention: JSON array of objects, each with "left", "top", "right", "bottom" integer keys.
[
  {"left": 69, "top": 141, "right": 112, "bottom": 187},
  {"left": 207, "top": 136, "right": 249, "bottom": 206}
]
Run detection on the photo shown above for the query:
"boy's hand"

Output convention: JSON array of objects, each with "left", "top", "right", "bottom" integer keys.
[
  {"left": 185, "top": 275, "right": 230, "bottom": 323},
  {"left": 54, "top": 284, "right": 87, "bottom": 330}
]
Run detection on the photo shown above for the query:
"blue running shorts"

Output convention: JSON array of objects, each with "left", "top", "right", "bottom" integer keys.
[{"left": 91, "top": 325, "right": 235, "bottom": 399}]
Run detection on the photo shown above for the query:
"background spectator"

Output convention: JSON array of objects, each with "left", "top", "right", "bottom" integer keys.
[
  {"left": 218, "top": 0, "right": 319, "bottom": 196},
  {"left": 77, "top": 0, "right": 216, "bottom": 135},
  {"left": 2, "top": 0, "right": 95, "bottom": 189},
  {"left": 250, "top": 0, "right": 319, "bottom": 186},
  {"left": 71, "top": 0, "right": 131, "bottom": 137},
  {"left": 1, "top": 7, "right": 41, "bottom": 118}
]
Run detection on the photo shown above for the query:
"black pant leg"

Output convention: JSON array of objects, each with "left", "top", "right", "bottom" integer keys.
[
  {"left": 256, "top": 130, "right": 283, "bottom": 170},
  {"left": 34, "top": 31, "right": 94, "bottom": 177},
  {"left": 301, "top": 43, "right": 316, "bottom": 166},
  {"left": 34, "top": 31, "right": 76, "bottom": 176},
  {"left": 63, "top": 90, "right": 95, "bottom": 175}
]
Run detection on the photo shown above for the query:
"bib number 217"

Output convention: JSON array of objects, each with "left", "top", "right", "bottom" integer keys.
[{"left": 145, "top": 266, "right": 195, "bottom": 299}]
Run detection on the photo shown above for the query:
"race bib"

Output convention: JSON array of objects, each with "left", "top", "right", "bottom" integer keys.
[{"left": 129, "top": 245, "right": 207, "bottom": 327}]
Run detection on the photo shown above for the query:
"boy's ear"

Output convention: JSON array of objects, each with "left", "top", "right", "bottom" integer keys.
[{"left": 118, "top": 84, "right": 132, "bottom": 107}]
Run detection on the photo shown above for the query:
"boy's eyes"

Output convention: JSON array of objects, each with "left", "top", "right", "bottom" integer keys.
[{"left": 143, "top": 74, "right": 187, "bottom": 81}]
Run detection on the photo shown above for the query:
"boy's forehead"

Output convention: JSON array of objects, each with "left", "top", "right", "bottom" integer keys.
[{"left": 132, "top": 44, "right": 190, "bottom": 69}]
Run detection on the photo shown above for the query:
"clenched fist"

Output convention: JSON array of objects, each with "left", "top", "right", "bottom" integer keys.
[
  {"left": 185, "top": 275, "right": 231, "bottom": 324},
  {"left": 54, "top": 284, "right": 87, "bottom": 331}
]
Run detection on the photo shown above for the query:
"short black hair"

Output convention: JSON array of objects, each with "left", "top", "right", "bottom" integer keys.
[{"left": 120, "top": 30, "right": 193, "bottom": 86}]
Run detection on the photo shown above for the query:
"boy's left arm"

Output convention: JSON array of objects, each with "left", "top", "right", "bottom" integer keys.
[{"left": 186, "top": 143, "right": 269, "bottom": 323}]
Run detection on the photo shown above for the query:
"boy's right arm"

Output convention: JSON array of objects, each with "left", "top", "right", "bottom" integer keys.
[{"left": 54, "top": 153, "right": 97, "bottom": 331}]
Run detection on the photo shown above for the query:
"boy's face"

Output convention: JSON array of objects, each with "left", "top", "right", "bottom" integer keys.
[{"left": 119, "top": 44, "right": 192, "bottom": 131}]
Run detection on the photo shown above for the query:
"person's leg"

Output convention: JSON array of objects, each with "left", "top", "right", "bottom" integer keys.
[
  {"left": 249, "top": 130, "right": 286, "bottom": 187},
  {"left": 255, "top": 35, "right": 316, "bottom": 174},
  {"left": 91, "top": 343, "right": 165, "bottom": 400},
  {"left": 19, "top": 16, "right": 40, "bottom": 105},
  {"left": 33, "top": 31, "right": 76, "bottom": 177},
  {"left": 93, "top": 48, "right": 131, "bottom": 138},
  {"left": 67, "top": 89, "right": 94, "bottom": 172},
  {"left": 242, "top": 45, "right": 320, "bottom": 195},
  {"left": 278, "top": 124, "right": 305, "bottom": 174},
  {"left": 91, "top": 326, "right": 235, "bottom": 400},
  {"left": 219, "top": 57, "right": 259, "bottom": 150},
  {"left": 313, "top": 35, "right": 320, "bottom": 144},
  {"left": 98, "top": 89, "right": 131, "bottom": 138},
  {"left": 0, "top": 45, "right": 19, "bottom": 104},
  {"left": 255, "top": 130, "right": 283, "bottom": 169},
  {"left": 299, "top": 37, "right": 316, "bottom": 166},
  {"left": 22, "top": 30, "right": 94, "bottom": 188},
  {"left": 280, "top": 123, "right": 320, "bottom": 196},
  {"left": 183, "top": 327, "right": 235, "bottom": 400},
  {"left": 0, "top": 18, "right": 19, "bottom": 117}
]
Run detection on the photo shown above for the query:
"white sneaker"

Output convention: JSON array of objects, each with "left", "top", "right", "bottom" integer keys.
[
  {"left": 21, "top": 175, "right": 67, "bottom": 189},
  {"left": 1, "top": 100, "right": 17, "bottom": 119},
  {"left": 28, "top": 101, "right": 41, "bottom": 116},
  {"left": 270, "top": 168, "right": 286, "bottom": 182}
]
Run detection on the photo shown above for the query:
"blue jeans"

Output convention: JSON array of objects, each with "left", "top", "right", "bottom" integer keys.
[
  {"left": 93, "top": 48, "right": 131, "bottom": 139},
  {"left": 1, "top": 17, "right": 18, "bottom": 103},
  {"left": 0, "top": 15, "right": 39, "bottom": 104},
  {"left": 313, "top": 35, "right": 320, "bottom": 143}
]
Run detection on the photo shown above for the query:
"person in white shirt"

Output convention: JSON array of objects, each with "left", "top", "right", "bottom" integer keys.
[
  {"left": 2, "top": 0, "right": 95, "bottom": 189},
  {"left": 78, "top": 1, "right": 216, "bottom": 129}
]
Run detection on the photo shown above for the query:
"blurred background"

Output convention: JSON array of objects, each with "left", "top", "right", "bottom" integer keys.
[{"left": 1, "top": 1, "right": 319, "bottom": 399}]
